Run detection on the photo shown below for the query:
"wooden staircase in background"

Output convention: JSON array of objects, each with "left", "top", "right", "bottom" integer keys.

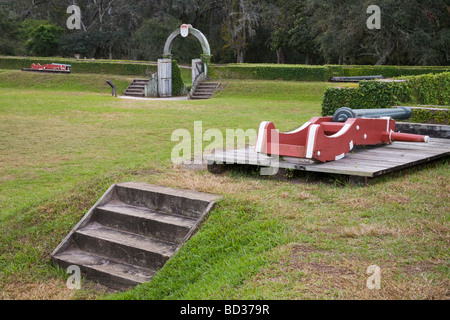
[
  {"left": 123, "top": 79, "right": 148, "bottom": 97},
  {"left": 190, "top": 82, "right": 220, "bottom": 100}
]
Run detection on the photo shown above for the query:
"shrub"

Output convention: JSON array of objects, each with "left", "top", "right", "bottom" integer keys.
[
  {"left": 171, "top": 59, "right": 186, "bottom": 96},
  {"left": 322, "top": 87, "right": 358, "bottom": 116},
  {"left": 322, "top": 72, "right": 450, "bottom": 116},
  {"left": 26, "top": 24, "right": 64, "bottom": 56}
]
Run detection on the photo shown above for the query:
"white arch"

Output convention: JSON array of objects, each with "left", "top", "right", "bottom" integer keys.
[{"left": 163, "top": 26, "right": 211, "bottom": 57}]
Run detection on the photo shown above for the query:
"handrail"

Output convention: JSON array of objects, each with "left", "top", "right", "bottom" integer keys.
[
  {"left": 106, "top": 80, "right": 117, "bottom": 97},
  {"left": 189, "top": 71, "right": 207, "bottom": 99}
]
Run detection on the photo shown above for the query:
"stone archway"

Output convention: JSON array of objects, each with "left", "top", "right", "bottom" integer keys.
[
  {"left": 158, "top": 24, "right": 211, "bottom": 98},
  {"left": 163, "top": 24, "right": 211, "bottom": 58}
]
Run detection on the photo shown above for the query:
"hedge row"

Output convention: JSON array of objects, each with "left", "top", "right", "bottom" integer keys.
[
  {"left": 2, "top": 56, "right": 448, "bottom": 80},
  {"left": 209, "top": 63, "right": 449, "bottom": 82},
  {"left": 405, "top": 107, "right": 449, "bottom": 125},
  {"left": 326, "top": 65, "right": 449, "bottom": 79},
  {"left": 209, "top": 64, "right": 329, "bottom": 82},
  {"left": 407, "top": 72, "right": 450, "bottom": 106},
  {"left": 322, "top": 81, "right": 411, "bottom": 115},
  {"left": 322, "top": 72, "right": 450, "bottom": 116},
  {"left": 0, "top": 56, "right": 157, "bottom": 76}
]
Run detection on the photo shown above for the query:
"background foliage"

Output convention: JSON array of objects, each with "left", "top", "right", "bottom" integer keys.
[{"left": 0, "top": 0, "right": 449, "bottom": 65}]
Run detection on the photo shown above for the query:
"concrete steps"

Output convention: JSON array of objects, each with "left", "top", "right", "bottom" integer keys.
[
  {"left": 51, "top": 182, "right": 221, "bottom": 291},
  {"left": 95, "top": 201, "right": 196, "bottom": 243},
  {"left": 54, "top": 247, "right": 157, "bottom": 289},
  {"left": 123, "top": 79, "right": 148, "bottom": 97},
  {"left": 190, "top": 82, "right": 220, "bottom": 100}
]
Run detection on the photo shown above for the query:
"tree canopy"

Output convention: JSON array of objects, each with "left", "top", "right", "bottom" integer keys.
[{"left": 0, "top": 0, "right": 448, "bottom": 65}]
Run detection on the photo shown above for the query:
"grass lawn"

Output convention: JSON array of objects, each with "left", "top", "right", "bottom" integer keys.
[{"left": 0, "top": 69, "right": 448, "bottom": 300}]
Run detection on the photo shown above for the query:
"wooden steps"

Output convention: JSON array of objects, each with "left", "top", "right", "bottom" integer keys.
[
  {"left": 123, "top": 79, "right": 148, "bottom": 97},
  {"left": 51, "top": 182, "right": 221, "bottom": 291},
  {"left": 190, "top": 82, "right": 220, "bottom": 100}
]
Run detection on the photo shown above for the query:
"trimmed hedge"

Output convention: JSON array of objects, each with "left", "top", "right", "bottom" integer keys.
[
  {"left": 326, "top": 65, "right": 449, "bottom": 79},
  {"left": 406, "top": 107, "right": 450, "bottom": 125},
  {"left": 407, "top": 72, "right": 450, "bottom": 106},
  {"left": 209, "top": 63, "right": 449, "bottom": 82},
  {"left": 209, "top": 64, "right": 329, "bottom": 82},
  {"left": 322, "top": 72, "right": 450, "bottom": 116},
  {"left": 2, "top": 56, "right": 448, "bottom": 81},
  {"left": 0, "top": 56, "right": 157, "bottom": 76},
  {"left": 322, "top": 80, "right": 412, "bottom": 115}
]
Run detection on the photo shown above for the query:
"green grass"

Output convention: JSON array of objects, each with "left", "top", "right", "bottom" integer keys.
[
  {"left": 113, "top": 198, "right": 292, "bottom": 300},
  {"left": 0, "top": 69, "right": 448, "bottom": 300},
  {"left": 0, "top": 70, "right": 134, "bottom": 93},
  {"left": 0, "top": 68, "right": 197, "bottom": 94}
]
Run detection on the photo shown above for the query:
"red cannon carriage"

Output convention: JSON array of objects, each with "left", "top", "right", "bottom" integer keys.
[
  {"left": 255, "top": 108, "right": 429, "bottom": 163},
  {"left": 29, "top": 62, "right": 71, "bottom": 73}
]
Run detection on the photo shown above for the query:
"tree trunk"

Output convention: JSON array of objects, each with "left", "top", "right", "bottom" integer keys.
[
  {"left": 276, "top": 47, "right": 286, "bottom": 64},
  {"left": 376, "top": 39, "right": 396, "bottom": 65},
  {"left": 209, "top": 8, "right": 215, "bottom": 40},
  {"left": 236, "top": 50, "right": 245, "bottom": 63},
  {"left": 305, "top": 51, "right": 311, "bottom": 65}
]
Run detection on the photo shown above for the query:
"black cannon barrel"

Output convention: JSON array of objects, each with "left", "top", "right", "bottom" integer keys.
[
  {"left": 329, "top": 75, "right": 384, "bottom": 82},
  {"left": 333, "top": 107, "right": 412, "bottom": 122}
]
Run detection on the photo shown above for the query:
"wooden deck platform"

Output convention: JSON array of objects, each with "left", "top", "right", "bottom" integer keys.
[{"left": 205, "top": 138, "right": 450, "bottom": 185}]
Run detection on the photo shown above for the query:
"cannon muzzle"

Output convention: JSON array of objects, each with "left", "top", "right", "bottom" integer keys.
[{"left": 333, "top": 107, "right": 412, "bottom": 122}]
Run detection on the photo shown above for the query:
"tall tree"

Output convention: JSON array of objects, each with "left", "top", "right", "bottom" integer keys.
[
  {"left": 1, "top": 0, "right": 449, "bottom": 65},
  {"left": 221, "top": 0, "right": 260, "bottom": 63},
  {"left": 26, "top": 23, "right": 64, "bottom": 56},
  {"left": 0, "top": 7, "right": 24, "bottom": 55}
]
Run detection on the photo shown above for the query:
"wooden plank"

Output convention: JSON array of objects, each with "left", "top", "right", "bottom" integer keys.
[
  {"left": 399, "top": 138, "right": 449, "bottom": 145},
  {"left": 359, "top": 147, "right": 446, "bottom": 156},
  {"left": 382, "top": 146, "right": 448, "bottom": 154},
  {"left": 344, "top": 152, "right": 435, "bottom": 163},
  {"left": 384, "top": 142, "right": 449, "bottom": 151},
  {"left": 207, "top": 152, "right": 271, "bottom": 163},
  {"left": 206, "top": 138, "right": 449, "bottom": 179},
  {"left": 317, "top": 162, "right": 398, "bottom": 171},
  {"left": 207, "top": 147, "right": 448, "bottom": 166},
  {"left": 207, "top": 154, "right": 379, "bottom": 176},
  {"left": 348, "top": 151, "right": 442, "bottom": 162},
  {"left": 308, "top": 151, "right": 448, "bottom": 177},
  {"left": 369, "top": 155, "right": 447, "bottom": 177},
  {"left": 209, "top": 152, "right": 417, "bottom": 171},
  {"left": 359, "top": 142, "right": 447, "bottom": 151}
]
